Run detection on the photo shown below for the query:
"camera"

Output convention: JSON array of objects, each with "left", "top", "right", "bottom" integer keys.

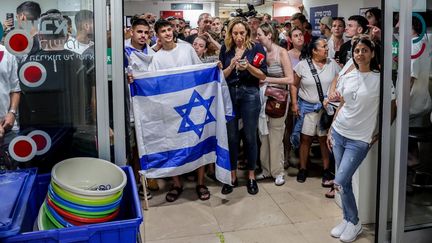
[{"left": 230, "top": 3, "right": 257, "bottom": 18}]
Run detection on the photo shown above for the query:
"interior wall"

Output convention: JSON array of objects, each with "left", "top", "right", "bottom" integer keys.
[
  {"left": 124, "top": 1, "right": 215, "bottom": 28},
  {"left": 303, "top": 0, "right": 380, "bottom": 20}
]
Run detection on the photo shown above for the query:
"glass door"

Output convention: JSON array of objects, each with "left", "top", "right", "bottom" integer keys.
[
  {"left": 379, "top": 0, "right": 432, "bottom": 242},
  {"left": 0, "top": 0, "right": 125, "bottom": 172}
]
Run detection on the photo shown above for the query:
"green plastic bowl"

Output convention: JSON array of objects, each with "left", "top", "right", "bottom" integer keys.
[{"left": 51, "top": 181, "right": 122, "bottom": 207}]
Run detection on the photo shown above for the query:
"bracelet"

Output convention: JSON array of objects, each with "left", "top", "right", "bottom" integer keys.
[{"left": 8, "top": 109, "right": 17, "bottom": 117}]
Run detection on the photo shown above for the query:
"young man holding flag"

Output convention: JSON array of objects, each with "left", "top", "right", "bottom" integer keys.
[{"left": 147, "top": 19, "right": 211, "bottom": 202}]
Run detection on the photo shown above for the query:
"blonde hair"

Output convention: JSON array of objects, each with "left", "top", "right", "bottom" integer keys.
[{"left": 224, "top": 18, "right": 253, "bottom": 52}]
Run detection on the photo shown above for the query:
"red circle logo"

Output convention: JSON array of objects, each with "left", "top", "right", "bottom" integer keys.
[
  {"left": 19, "top": 62, "right": 47, "bottom": 88},
  {"left": 9, "top": 136, "right": 37, "bottom": 162},
  {"left": 9, "top": 34, "right": 29, "bottom": 52},
  {"left": 28, "top": 130, "right": 51, "bottom": 155},
  {"left": 4, "top": 30, "right": 33, "bottom": 55}
]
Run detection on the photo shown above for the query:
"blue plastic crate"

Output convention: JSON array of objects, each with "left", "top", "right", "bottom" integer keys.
[{"left": 2, "top": 166, "right": 143, "bottom": 243}]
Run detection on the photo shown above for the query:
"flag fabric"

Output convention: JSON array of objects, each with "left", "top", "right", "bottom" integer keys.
[{"left": 131, "top": 63, "right": 233, "bottom": 185}]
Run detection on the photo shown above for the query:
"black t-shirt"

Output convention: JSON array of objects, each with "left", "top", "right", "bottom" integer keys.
[
  {"left": 185, "top": 34, "right": 197, "bottom": 44},
  {"left": 219, "top": 43, "right": 267, "bottom": 87},
  {"left": 338, "top": 41, "right": 352, "bottom": 66}
]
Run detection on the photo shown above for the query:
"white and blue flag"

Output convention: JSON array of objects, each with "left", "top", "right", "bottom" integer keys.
[{"left": 131, "top": 63, "right": 233, "bottom": 185}]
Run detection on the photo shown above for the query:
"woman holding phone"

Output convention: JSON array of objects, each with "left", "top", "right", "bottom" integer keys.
[{"left": 219, "top": 18, "right": 267, "bottom": 195}]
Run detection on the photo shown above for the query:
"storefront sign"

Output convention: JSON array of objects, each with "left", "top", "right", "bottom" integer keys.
[{"left": 309, "top": 4, "right": 338, "bottom": 36}]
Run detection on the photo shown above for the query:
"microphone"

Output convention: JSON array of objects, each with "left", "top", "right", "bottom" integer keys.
[{"left": 252, "top": 53, "right": 265, "bottom": 67}]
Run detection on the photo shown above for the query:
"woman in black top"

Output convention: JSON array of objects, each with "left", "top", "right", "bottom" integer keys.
[{"left": 219, "top": 18, "right": 267, "bottom": 195}]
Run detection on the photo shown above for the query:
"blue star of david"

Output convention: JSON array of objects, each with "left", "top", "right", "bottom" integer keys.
[{"left": 174, "top": 90, "right": 216, "bottom": 138}]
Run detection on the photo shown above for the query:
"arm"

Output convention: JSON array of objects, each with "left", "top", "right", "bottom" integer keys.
[
  {"left": 2, "top": 92, "right": 20, "bottom": 131},
  {"left": 222, "top": 57, "right": 238, "bottom": 78},
  {"left": 243, "top": 60, "right": 266, "bottom": 80},
  {"left": 290, "top": 73, "right": 301, "bottom": 116},
  {"left": 263, "top": 49, "right": 294, "bottom": 85},
  {"left": 327, "top": 97, "right": 345, "bottom": 150},
  {"left": 204, "top": 32, "right": 222, "bottom": 50}
]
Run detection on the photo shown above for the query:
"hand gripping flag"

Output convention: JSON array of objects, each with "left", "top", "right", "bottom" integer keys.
[{"left": 131, "top": 63, "right": 234, "bottom": 185}]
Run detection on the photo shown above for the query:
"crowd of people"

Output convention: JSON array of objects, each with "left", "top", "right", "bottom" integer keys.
[
  {"left": 123, "top": 9, "right": 395, "bottom": 243},
  {"left": 0, "top": 2, "right": 431, "bottom": 242}
]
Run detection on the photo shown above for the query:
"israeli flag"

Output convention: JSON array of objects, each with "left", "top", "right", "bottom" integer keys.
[{"left": 131, "top": 63, "right": 233, "bottom": 185}]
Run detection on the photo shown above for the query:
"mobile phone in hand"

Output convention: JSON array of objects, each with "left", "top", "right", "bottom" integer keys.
[{"left": 6, "top": 13, "right": 14, "bottom": 28}]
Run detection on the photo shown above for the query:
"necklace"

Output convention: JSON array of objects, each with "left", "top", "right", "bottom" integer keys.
[{"left": 352, "top": 70, "right": 371, "bottom": 100}]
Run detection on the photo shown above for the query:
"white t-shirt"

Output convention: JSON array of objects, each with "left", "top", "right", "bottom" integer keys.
[
  {"left": 409, "top": 35, "right": 431, "bottom": 116},
  {"left": 64, "top": 36, "right": 94, "bottom": 55},
  {"left": 332, "top": 70, "right": 381, "bottom": 143},
  {"left": 294, "top": 58, "right": 341, "bottom": 103},
  {"left": 0, "top": 45, "right": 20, "bottom": 120},
  {"left": 149, "top": 43, "right": 202, "bottom": 71}
]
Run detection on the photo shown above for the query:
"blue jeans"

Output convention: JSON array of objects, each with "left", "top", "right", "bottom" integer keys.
[
  {"left": 227, "top": 85, "right": 261, "bottom": 171},
  {"left": 331, "top": 128, "right": 370, "bottom": 225}
]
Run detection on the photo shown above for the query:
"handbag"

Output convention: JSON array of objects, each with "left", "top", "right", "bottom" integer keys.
[
  {"left": 265, "top": 85, "right": 288, "bottom": 118},
  {"left": 306, "top": 58, "right": 333, "bottom": 130}
]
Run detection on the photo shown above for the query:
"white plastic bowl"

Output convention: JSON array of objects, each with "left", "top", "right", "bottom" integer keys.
[{"left": 51, "top": 157, "right": 127, "bottom": 197}]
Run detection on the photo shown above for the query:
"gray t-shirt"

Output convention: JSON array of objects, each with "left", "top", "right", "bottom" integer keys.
[{"left": 294, "top": 58, "right": 341, "bottom": 103}]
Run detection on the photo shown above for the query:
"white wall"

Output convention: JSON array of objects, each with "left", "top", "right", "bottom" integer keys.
[
  {"left": 124, "top": 1, "right": 215, "bottom": 28},
  {"left": 303, "top": 0, "right": 380, "bottom": 20}
]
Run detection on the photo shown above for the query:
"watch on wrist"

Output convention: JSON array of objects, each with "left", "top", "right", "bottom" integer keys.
[{"left": 8, "top": 109, "right": 17, "bottom": 117}]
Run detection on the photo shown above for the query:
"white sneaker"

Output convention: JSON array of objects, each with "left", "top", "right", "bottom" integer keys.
[
  {"left": 330, "top": 220, "right": 348, "bottom": 238},
  {"left": 340, "top": 221, "right": 362, "bottom": 242},
  {"left": 275, "top": 174, "right": 285, "bottom": 186}
]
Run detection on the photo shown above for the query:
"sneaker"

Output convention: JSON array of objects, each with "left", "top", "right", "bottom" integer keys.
[
  {"left": 330, "top": 220, "right": 348, "bottom": 238},
  {"left": 256, "top": 170, "right": 272, "bottom": 181},
  {"left": 340, "top": 221, "right": 362, "bottom": 242},
  {"left": 275, "top": 174, "right": 285, "bottom": 186},
  {"left": 296, "top": 169, "right": 308, "bottom": 183}
]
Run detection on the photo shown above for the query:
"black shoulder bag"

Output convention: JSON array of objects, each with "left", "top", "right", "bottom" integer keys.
[{"left": 306, "top": 58, "right": 333, "bottom": 130}]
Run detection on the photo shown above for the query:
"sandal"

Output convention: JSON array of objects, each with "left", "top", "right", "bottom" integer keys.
[
  {"left": 325, "top": 187, "right": 335, "bottom": 198},
  {"left": 166, "top": 186, "right": 183, "bottom": 202},
  {"left": 196, "top": 185, "right": 210, "bottom": 201}
]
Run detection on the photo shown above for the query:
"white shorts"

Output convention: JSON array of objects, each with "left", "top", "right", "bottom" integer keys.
[{"left": 301, "top": 110, "right": 327, "bottom": 137}]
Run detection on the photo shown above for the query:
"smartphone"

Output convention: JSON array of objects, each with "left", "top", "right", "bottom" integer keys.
[
  {"left": 238, "top": 58, "right": 246, "bottom": 65},
  {"left": 6, "top": 13, "right": 14, "bottom": 28}
]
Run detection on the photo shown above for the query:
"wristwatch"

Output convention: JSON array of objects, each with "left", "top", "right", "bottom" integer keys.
[{"left": 8, "top": 109, "right": 17, "bottom": 117}]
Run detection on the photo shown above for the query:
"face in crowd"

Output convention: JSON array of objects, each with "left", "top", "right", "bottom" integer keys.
[
  {"left": 232, "top": 22, "right": 248, "bottom": 47},
  {"left": 131, "top": 24, "right": 149, "bottom": 46},
  {"left": 345, "top": 20, "right": 363, "bottom": 38},
  {"left": 192, "top": 37, "right": 207, "bottom": 58},
  {"left": 312, "top": 39, "right": 329, "bottom": 60},
  {"left": 157, "top": 24, "right": 174, "bottom": 44},
  {"left": 247, "top": 17, "right": 261, "bottom": 34},
  {"left": 291, "top": 19, "right": 303, "bottom": 30},
  {"left": 169, "top": 18, "right": 181, "bottom": 34},
  {"left": 331, "top": 19, "right": 345, "bottom": 38},
  {"left": 256, "top": 27, "right": 271, "bottom": 46},
  {"left": 198, "top": 14, "right": 213, "bottom": 33},
  {"left": 290, "top": 29, "right": 304, "bottom": 48},
  {"left": 353, "top": 41, "right": 374, "bottom": 67},
  {"left": 212, "top": 18, "right": 222, "bottom": 34}
]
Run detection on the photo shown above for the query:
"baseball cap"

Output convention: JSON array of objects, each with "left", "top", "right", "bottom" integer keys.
[{"left": 320, "top": 16, "right": 333, "bottom": 30}]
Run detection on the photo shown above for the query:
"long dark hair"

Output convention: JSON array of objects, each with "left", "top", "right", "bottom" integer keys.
[
  {"left": 300, "top": 36, "right": 325, "bottom": 60},
  {"left": 351, "top": 35, "right": 380, "bottom": 72}
]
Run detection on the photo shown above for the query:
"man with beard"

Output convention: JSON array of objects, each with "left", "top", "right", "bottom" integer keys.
[
  {"left": 64, "top": 10, "right": 94, "bottom": 55},
  {"left": 185, "top": 13, "right": 213, "bottom": 44}
]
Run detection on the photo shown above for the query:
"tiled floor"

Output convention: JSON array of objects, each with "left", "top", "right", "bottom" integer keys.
[{"left": 139, "top": 168, "right": 375, "bottom": 243}]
